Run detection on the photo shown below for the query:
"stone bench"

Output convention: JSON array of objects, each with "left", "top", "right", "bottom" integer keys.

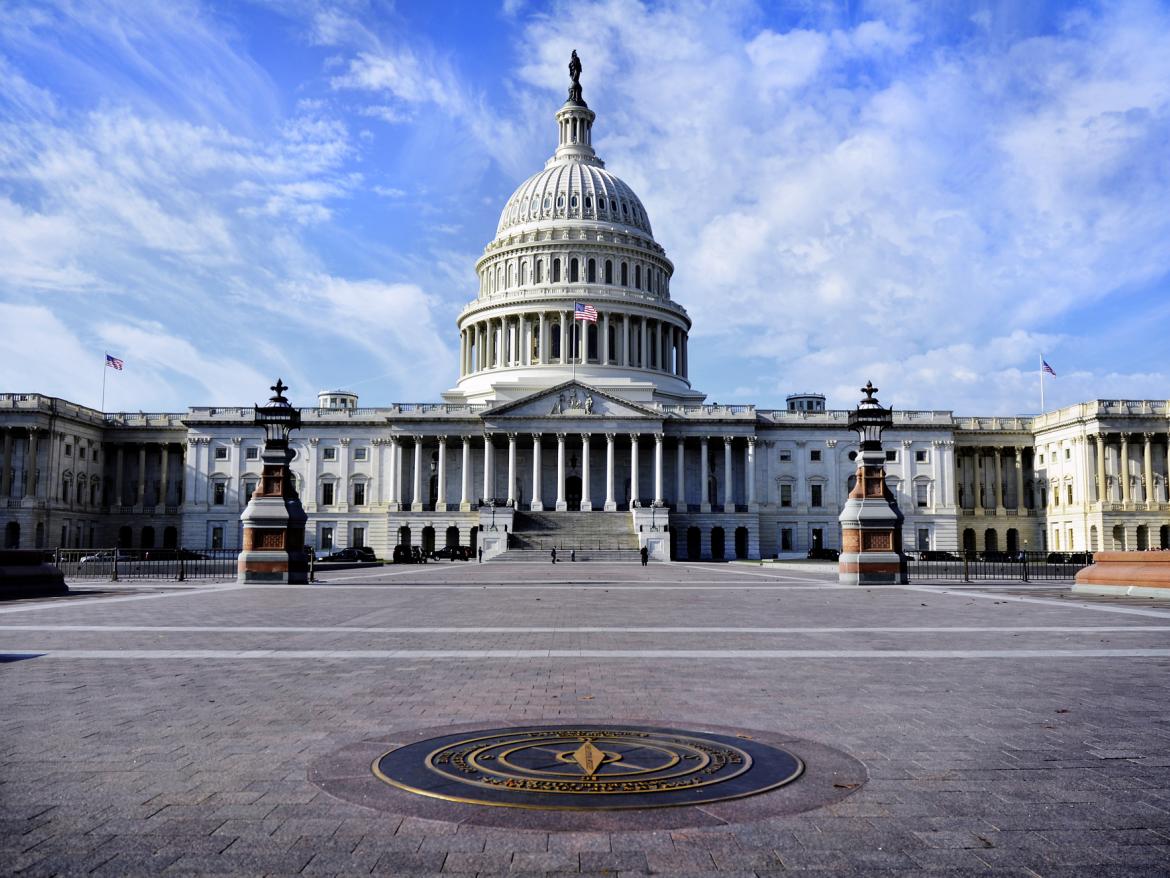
[{"left": 1072, "top": 550, "right": 1170, "bottom": 598}]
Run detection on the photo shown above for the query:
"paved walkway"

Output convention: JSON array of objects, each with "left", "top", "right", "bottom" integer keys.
[{"left": 2, "top": 562, "right": 1169, "bottom": 876}]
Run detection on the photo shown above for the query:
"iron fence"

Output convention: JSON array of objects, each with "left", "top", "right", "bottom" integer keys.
[
  {"left": 907, "top": 551, "right": 1092, "bottom": 582},
  {"left": 54, "top": 548, "right": 239, "bottom": 581}
]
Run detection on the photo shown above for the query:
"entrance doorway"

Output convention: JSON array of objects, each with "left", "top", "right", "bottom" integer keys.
[
  {"left": 711, "top": 527, "right": 725, "bottom": 561},
  {"left": 734, "top": 526, "right": 748, "bottom": 559},
  {"left": 566, "top": 475, "right": 582, "bottom": 511},
  {"left": 686, "top": 526, "right": 701, "bottom": 560},
  {"left": 422, "top": 526, "right": 436, "bottom": 554}
]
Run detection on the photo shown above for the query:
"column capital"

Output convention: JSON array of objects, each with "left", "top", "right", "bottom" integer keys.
[
  {"left": 437, "top": 434, "right": 448, "bottom": 444},
  {"left": 231, "top": 436, "right": 242, "bottom": 445},
  {"left": 902, "top": 439, "right": 912, "bottom": 448},
  {"left": 187, "top": 437, "right": 198, "bottom": 447},
  {"left": 580, "top": 432, "right": 592, "bottom": 441},
  {"left": 723, "top": 435, "right": 735, "bottom": 444},
  {"left": 506, "top": 432, "right": 517, "bottom": 441},
  {"left": 340, "top": 437, "right": 351, "bottom": 446},
  {"left": 629, "top": 433, "right": 640, "bottom": 443},
  {"left": 462, "top": 434, "right": 471, "bottom": 444},
  {"left": 412, "top": 433, "right": 424, "bottom": 442},
  {"left": 556, "top": 432, "right": 567, "bottom": 441},
  {"left": 197, "top": 437, "right": 211, "bottom": 445},
  {"left": 747, "top": 436, "right": 757, "bottom": 447},
  {"left": 653, "top": 432, "right": 663, "bottom": 442},
  {"left": 605, "top": 432, "right": 617, "bottom": 442},
  {"left": 530, "top": 432, "right": 543, "bottom": 440},
  {"left": 826, "top": 439, "right": 837, "bottom": 448}
]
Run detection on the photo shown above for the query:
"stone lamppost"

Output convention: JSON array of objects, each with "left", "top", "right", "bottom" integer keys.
[
  {"left": 838, "top": 381, "right": 907, "bottom": 585},
  {"left": 237, "top": 379, "right": 308, "bottom": 584}
]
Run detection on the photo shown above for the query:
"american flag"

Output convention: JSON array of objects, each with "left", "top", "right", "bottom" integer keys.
[
  {"left": 574, "top": 302, "right": 597, "bottom": 323},
  {"left": 105, "top": 354, "right": 124, "bottom": 371},
  {"left": 1042, "top": 359, "right": 1056, "bottom": 377}
]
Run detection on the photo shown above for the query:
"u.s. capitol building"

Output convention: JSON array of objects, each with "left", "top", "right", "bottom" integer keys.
[{"left": 3, "top": 62, "right": 1169, "bottom": 560}]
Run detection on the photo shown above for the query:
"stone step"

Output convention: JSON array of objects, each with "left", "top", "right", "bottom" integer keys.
[{"left": 488, "top": 548, "right": 644, "bottom": 562}]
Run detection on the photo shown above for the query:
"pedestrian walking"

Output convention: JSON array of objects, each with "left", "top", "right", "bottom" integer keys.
[
  {"left": 570, "top": 549, "right": 576, "bottom": 562},
  {"left": 640, "top": 545, "right": 649, "bottom": 566},
  {"left": 477, "top": 546, "right": 483, "bottom": 563},
  {"left": 551, "top": 547, "right": 557, "bottom": 564}
]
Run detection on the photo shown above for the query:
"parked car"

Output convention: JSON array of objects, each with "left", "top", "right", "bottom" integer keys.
[
  {"left": 806, "top": 547, "right": 840, "bottom": 561},
  {"left": 79, "top": 550, "right": 133, "bottom": 564},
  {"left": 318, "top": 547, "right": 378, "bottom": 563},
  {"left": 431, "top": 545, "right": 471, "bottom": 561},
  {"left": 392, "top": 545, "right": 428, "bottom": 564},
  {"left": 143, "top": 549, "right": 206, "bottom": 561}
]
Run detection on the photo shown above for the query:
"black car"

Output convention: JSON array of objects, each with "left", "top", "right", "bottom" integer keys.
[
  {"left": 319, "top": 547, "right": 378, "bottom": 563},
  {"left": 391, "top": 545, "right": 428, "bottom": 564},
  {"left": 431, "top": 545, "right": 470, "bottom": 561},
  {"left": 806, "top": 547, "right": 840, "bottom": 561}
]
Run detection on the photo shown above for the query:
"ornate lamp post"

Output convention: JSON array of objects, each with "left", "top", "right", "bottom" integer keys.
[
  {"left": 838, "top": 381, "right": 907, "bottom": 585},
  {"left": 237, "top": 379, "right": 309, "bottom": 584}
]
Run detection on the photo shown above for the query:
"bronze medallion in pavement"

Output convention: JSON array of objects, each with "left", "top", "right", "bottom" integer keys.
[{"left": 373, "top": 724, "right": 803, "bottom": 810}]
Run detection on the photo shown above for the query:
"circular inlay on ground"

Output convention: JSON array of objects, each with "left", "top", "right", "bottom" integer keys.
[
  {"left": 310, "top": 720, "right": 867, "bottom": 830},
  {"left": 372, "top": 724, "right": 803, "bottom": 810}
]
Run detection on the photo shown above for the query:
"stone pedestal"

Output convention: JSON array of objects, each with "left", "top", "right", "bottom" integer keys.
[
  {"left": 1073, "top": 551, "right": 1170, "bottom": 598},
  {"left": 838, "top": 449, "right": 908, "bottom": 584}
]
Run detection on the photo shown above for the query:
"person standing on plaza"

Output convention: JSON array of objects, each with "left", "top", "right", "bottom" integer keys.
[
  {"left": 477, "top": 546, "right": 483, "bottom": 563},
  {"left": 640, "top": 545, "right": 649, "bottom": 566},
  {"left": 551, "top": 547, "right": 557, "bottom": 564}
]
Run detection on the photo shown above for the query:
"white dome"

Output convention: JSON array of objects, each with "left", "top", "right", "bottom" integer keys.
[{"left": 496, "top": 162, "right": 653, "bottom": 238}]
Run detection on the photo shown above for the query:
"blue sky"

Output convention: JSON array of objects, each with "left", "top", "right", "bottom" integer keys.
[{"left": 1, "top": 0, "right": 1168, "bottom": 415}]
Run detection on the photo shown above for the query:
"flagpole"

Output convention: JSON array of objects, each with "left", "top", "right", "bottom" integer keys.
[
  {"left": 1039, "top": 353, "right": 1045, "bottom": 414},
  {"left": 101, "top": 352, "right": 108, "bottom": 413}
]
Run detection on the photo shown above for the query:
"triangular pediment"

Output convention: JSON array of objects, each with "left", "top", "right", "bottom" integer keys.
[{"left": 483, "top": 381, "right": 662, "bottom": 420}]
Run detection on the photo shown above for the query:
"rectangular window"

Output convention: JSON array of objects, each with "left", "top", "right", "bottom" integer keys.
[
  {"left": 917, "top": 528, "right": 930, "bottom": 551},
  {"left": 323, "top": 447, "right": 337, "bottom": 461},
  {"left": 1065, "top": 448, "right": 1071, "bottom": 460},
  {"left": 781, "top": 528, "right": 793, "bottom": 551},
  {"left": 811, "top": 527, "right": 824, "bottom": 549},
  {"left": 245, "top": 446, "right": 259, "bottom": 460},
  {"left": 779, "top": 449, "right": 791, "bottom": 461},
  {"left": 885, "top": 449, "right": 897, "bottom": 462},
  {"left": 352, "top": 527, "right": 365, "bottom": 548},
  {"left": 242, "top": 480, "right": 256, "bottom": 501},
  {"left": 79, "top": 447, "right": 87, "bottom": 460},
  {"left": 810, "top": 449, "right": 821, "bottom": 462},
  {"left": 353, "top": 447, "right": 368, "bottom": 461},
  {"left": 1038, "top": 453, "right": 1044, "bottom": 464},
  {"left": 64, "top": 444, "right": 72, "bottom": 457},
  {"left": 353, "top": 482, "right": 366, "bottom": 506},
  {"left": 916, "top": 483, "right": 929, "bottom": 508},
  {"left": 915, "top": 449, "right": 927, "bottom": 462},
  {"left": 780, "top": 484, "right": 792, "bottom": 507},
  {"left": 213, "top": 482, "right": 226, "bottom": 505},
  {"left": 320, "top": 526, "right": 334, "bottom": 550},
  {"left": 214, "top": 446, "right": 228, "bottom": 460},
  {"left": 1066, "top": 484, "right": 1073, "bottom": 504},
  {"left": 810, "top": 484, "right": 823, "bottom": 507},
  {"left": 211, "top": 527, "right": 224, "bottom": 549},
  {"left": 322, "top": 483, "right": 335, "bottom": 506}
]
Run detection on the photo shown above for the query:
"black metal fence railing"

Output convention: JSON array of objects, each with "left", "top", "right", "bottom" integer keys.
[
  {"left": 907, "top": 551, "right": 1092, "bottom": 582},
  {"left": 54, "top": 548, "right": 239, "bottom": 581}
]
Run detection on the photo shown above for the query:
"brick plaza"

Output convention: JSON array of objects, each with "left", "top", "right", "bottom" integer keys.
[{"left": 2, "top": 561, "right": 1169, "bottom": 876}]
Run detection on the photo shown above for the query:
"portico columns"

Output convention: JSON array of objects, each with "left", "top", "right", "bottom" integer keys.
[
  {"left": 581, "top": 434, "right": 592, "bottom": 511},
  {"left": 538, "top": 314, "right": 547, "bottom": 364},
  {"left": 639, "top": 320, "right": 647, "bottom": 368},
  {"left": 622, "top": 316, "right": 630, "bottom": 367},
  {"left": 392, "top": 439, "right": 403, "bottom": 509},
  {"left": 1095, "top": 435, "right": 1106, "bottom": 503},
  {"left": 628, "top": 434, "right": 640, "bottom": 508},
  {"left": 747, "top": 437, "right": 757, "bottom": 509},
  {"left": 604, "top": 433, "right": 616, "bottom": 511},
  {"left": 601, "top": 313, "right": 610, "bottom": 363},
  {"left": 531, "top": 435, "right": 543, "bottom": 511},
  {"left": 1014, "top": 449, "right": 1024, "bottom": 509},
  {"left": 555, "top": 434, "right": 567, "bottom": 511},
  {"left": 559, "top": 313, "right": 568, "bottom": 365},
  {"left": 676, "top": 439, "right": 686, "bottom": 509},
  {"left": 699, "top": 438, "right": 710, "bottom": 512},
  {"left": 1120, "top": 434, "right": 1131, "bottom": 504},
  {"left": 0, "top": 430, "right": 11, "bottom": 498},
  {"left": 506, "top": 433, "right": 517, "bottom": 507},
  {"left": 482, "top": 434, "right": 494, "bottom": 502},
  {"left": 411, "top": 435, "right": 424, "bottom": 511},
  {"left": 460, "top": 437, "right": 471, "bottom": 510},
  {"left": 653, "top": 433, "right": 663, "bottom": 506},
  {"left": 722, "top": 436, "right": 734, "bottom": 512},
  {"left": 135, "top": 445, "right": 146, "bottom": 507},
  {"left": 436, "top": 436, "right": 448, "bottom": 511}
]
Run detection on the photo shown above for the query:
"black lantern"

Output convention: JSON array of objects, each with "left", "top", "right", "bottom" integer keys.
[
  {"left": 846, "top": 381, "right": 893, "bottom": 451},
  {"left": 254, "top": 378, "right": 302, "bottom": 447}
]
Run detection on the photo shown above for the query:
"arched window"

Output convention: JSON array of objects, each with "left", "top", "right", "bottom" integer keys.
[
  {"left": 587, "top": 323, "right": 598, "bottom": 361},
  {"left": 587, "top": 258, "right": 596, "bottom": 283},
  {"left": 621, "top": 262, "right": 628, "bottom": 286},
  {"left": 606, "top": 324, "right": 616, "bottom": 363},
  {"left": 610, "top": 198, "right": 617, "bottom": 212},
  {"left": 605, "top": 260, "right": 613, "bottom": 284},
  {"left": 536, "top": 260, "right": 543, "bottom": 283},
  {"left": 635, "top": 265, "right": 641, "bottom": 289},
  {"left": 544, "top": 196, "right": 551, "bottom": 210},
  {"left": 570, "top": 194, "right": 578, "bottom": 209},
  {"left": 556, "top": 194, "right": 564, "bottom": 209},
  {"left": 551, "top": 324, "right": 562, "bottom": 359},
  {"left": 621, "top": 202, "right": 628, "bottom": 217},
  {"left": 552, "top": 258, "right": 561, "bottom": 282},
  {"left": 584, "top": 195, "right": 592, "bottom": 211},
  {"left": 570, "top": 258, "right": 579, "bottom": 283}
]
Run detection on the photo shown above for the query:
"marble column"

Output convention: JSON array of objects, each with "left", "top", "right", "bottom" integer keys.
[
  {"left": 134, "top": 444, "right": 146, "bottom": 506},
  {"left": 604, "top": 433, "right": 616, "bottom": 512},
  {"left": 0, "top": 430, "right": 11, "bottom": 498},
  {"left": 559, "top": 312, "right": 568, "bottom": 365},
  {"left": 601, "top": 312, "right": 610, "bottom": 364},
  {"left": 639, "top": 319, "right": 648, "bottom": 368},
  {"left": 1165, "top": 433, "right": 1170, "bottom": 503},
  {"left": 411, "top": 435, "right": 424, "bottom": 511},
  {"left": 747, "top": 437, "right": 757, "bottom": 509},
  {"left": 1095, "top": 435, "right": 1106, "bottom": 503},
  {"left": 629, "top": 434, "right": 640, "bottom": 507},
  {"left": 555, "top": 433, "right": 567, "bottom": 511},
  {"left": 460, "top": 437, "right": 471, "bottom": 510},
  {"left": 994, "top": 447, "right": 1004, "bottom": 512},
  {"left": 722, "top": 436, "right": 734, "bottom": 512},
  {"left": 653, "top": 433, "right": 663, "bottom": 506},
  {"left": 113, "top": 442, "right": 123, "bottom": 506},
  {"left": 1120, "top": 434, "right": 1131, "bottom": 504},
  {"left": 676, "top": 439, "right": 686, "bottom": 509},
  {"left": 1014, "top": 448, "right": 1024, "bottom": 509},
  {"left": 392, "top": 438, "right": 403, "bottom": 509},
  {"left": 700, "top": 437, "right": 710, "bottom": 512},
  {"left": 436, "top": 436, "right": 448, "bottom": 511},
  {"left": 519, "top": 315, "right": 528, "bottom": 365},
  {"left": 581, "top": 434, "right": 592, "bottom": 511},
  {"left": 622, "top": 315, "right": 630, "bottom": 367},
  {"left": 160, "top": 445, "right": 170, "bottom": 507},
  {"left": 506, "top": 433, "right": 517, "bottom": 507},
  {"left": 538, "top": 313, "right": 547, "bottom": 364},
  {"left": 482, "top": 434, "right": 493, "bottom": 503},
  {"left": 1143, "top": 433, "right": 1154, "bottom": 506},
  {"left": 530, "top": 434, "right": 543, "bottom": 511}
]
